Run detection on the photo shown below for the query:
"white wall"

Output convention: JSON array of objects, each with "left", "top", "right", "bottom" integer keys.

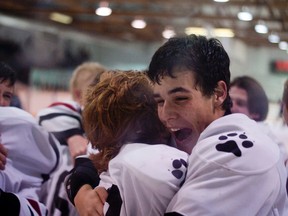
[{"left": 222, "top": 39, "right": 288, "bottom": 103}]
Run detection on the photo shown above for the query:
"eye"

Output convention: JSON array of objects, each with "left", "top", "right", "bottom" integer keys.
[
  {"left": 236, "top": 100, "right": 247, "bottom": 107},
  {"left": 174, "top": 96, "right": 189, "bottom": 103},
  {"left": 176, "top": 97, "right": 188, "bottom": 101},
  {"left": 4, "top": 93, "right": 12, "bottom": 100}
]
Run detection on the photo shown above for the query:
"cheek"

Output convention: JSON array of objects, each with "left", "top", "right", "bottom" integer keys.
[
  {"left": 180, "top": 105, "right": 200, "bottom": 123},
  {"left": 231, "top": 103, "right": 240, "bottom": 112},
  {"left": 0, "top": 98, "right": 10, "bottom": 107}
]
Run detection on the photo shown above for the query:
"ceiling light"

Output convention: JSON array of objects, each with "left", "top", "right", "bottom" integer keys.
[
  {"left": 255, "top": 21, "right": 268, "bottom": 34},
  {"left": 185, "top": 27, "right": 207, "bottom": 36},
  {"left": 237, "top": 11, "right": 253, "bottom": 21},
  {"left": 213, "top": 0, "right": 229, "bottom": 2},
  {"left": 49, "top": 12, "right": 72, "bottom": 24},
  {"left": 268, "top": 33, "right": 280, "bottom": 43},
  {"left": 279, "top": 41, "right": 288, "bottom": 50},
  {"left": 162, "top": 27, "right": 176, "bottom": 39},
  {"left": 95, "top": 1, "right": 112, "bottom": 16},
  {"left": 213, "top": 28, "right": 234, "bottom": 37},
  {"left": 131, "top": 17, "right": 146, "bottom": 29},
  {"left": 237, "top": 7, "right": 253, "bottom": 21}
]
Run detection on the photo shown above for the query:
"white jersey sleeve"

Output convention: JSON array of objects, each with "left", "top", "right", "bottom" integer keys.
[
  {"left": 0, "top": 107, "right": 60, "bottom": 192},
  {"left": 0, "top": 107, "right": 61, "bottom": 215}
]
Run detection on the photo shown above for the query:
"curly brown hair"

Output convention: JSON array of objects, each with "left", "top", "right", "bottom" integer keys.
[{"left": 83, "top": 70, "right": 170, "bottom": 173}]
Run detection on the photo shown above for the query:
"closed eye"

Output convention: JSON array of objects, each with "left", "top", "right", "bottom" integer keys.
[
  {"left": 4, "top": 93, "right": 12, "bottom": 100},
  {"left": 175, "top": 97, "right": 188, "bottom": 101},
  {"left": 174, "top": 96, "right": 189, "bottom": 103}
]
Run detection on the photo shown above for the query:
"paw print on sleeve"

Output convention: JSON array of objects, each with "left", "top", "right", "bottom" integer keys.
[
  {"left": 215, "top": 132, "right": 253, "bottom": 157},
  {"left": 170, "top": 158, "right": 187, "bottom": 186}
]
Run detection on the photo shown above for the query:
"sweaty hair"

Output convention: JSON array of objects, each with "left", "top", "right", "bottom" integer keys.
[
  {"left": 0, "top": 62, "right": 17, "bottom": 86},
  {"left": 147, "top": 34, "right": 232, "bottom": 111},
  {"left": 83, "top": 70, "right": 170, "bottom": 173},
  {"left": 231, "top": 76, "right": 268, "bottom": 121}
]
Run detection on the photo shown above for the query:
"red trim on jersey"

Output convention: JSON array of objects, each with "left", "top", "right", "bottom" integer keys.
[
  {"left": 49, "top": 102, "right": 78, "bottom": 112},
  {"left": 27, "top": 198, "right": 42, "bottom": 216}
]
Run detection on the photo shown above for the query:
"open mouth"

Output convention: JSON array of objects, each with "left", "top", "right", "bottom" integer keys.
[{"left": 171, "top": 128, "right": 192, "bottom": 142}]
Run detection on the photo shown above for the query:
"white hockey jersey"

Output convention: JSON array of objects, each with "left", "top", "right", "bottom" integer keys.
[
  {"left": 36, "top": 100, "right": 83, "bottom": 216},
  {"left": 0, "top": 107, "right": 61, "bottom": 215},
  {"left": 166, "top": 113, "right": 288, "bottom": 216},
  {"left": 99, "top": 143, "right": 189, "bottom": 216}
]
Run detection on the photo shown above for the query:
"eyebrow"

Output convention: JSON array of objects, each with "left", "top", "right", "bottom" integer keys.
[
  {"left": 153, "top": 87, "right": 190, "bottom": 98},
  {"left": 168, "top": 87, "right": 190, "bottom": 94}
]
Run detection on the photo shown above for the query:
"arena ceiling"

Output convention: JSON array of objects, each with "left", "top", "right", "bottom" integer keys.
[{"left": 0, "top": 0, "right": 287, "bottom": 48}]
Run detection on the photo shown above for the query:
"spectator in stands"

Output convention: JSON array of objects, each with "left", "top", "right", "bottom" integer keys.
[
  {"left": 230, "top": 75, "right": 268, "bottom": 121},
  {"left": 0, "top": 61, "right": 61, "bottom": 215},
  {"left": 0, "top": 61, "right": 16, "bottom": 107}
]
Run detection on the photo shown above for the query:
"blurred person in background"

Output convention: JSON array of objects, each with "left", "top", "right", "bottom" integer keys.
[
  {"left": 0, "top": 61, "right": 22, "bottom": 109},
  {"left": 230, "top": 75, "right": 268, "bottom": 122},
  {"left": 0, "top": 61, "right": 16, "bottom": 107},
  {"left": 0, "top": 106, "right": 61, "bottom": 215},
  {"left": 0, "top": 61, "right": 61, "bottom": 215},
  {"left": 0, "top": 61, "right": 17, "bottom": 171},
  {"left": 36, "top": 61, "right": 107, "bottom": 216},
  {"left": 282, "top": 79, "right": 288, "bottom": 125},
  {"left": 282, "top": 79, "right": 288, "bottom": 193},
  {"left": 230, "top": 75, "right": 288, "bottom": 193},
  {"left": 230, "top": 75, "right": 288, "bottom": 155}
]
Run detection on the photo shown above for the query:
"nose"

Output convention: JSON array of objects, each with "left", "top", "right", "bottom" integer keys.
[{"left": 158, "top": 101, "right": 177, "bottom": 124}]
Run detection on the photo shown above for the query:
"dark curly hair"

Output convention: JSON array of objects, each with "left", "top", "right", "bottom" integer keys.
[
  {"left": 0, "top": 62, "right": 16, "bottom": 86},
  {"left": 147, "top": 34, "right": 232, "bottom": 112}
]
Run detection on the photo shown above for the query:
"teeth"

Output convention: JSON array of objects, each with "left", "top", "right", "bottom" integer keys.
[{"left": 170, "top": 128, "right": 180, "bottom": 132}]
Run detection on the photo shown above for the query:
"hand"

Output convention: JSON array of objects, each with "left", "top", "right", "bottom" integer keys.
[
  {"left": 74, "top": 185, "right": 108, "bottom": 216},
  {"left": 94, "top": 186, "right": 108, "bottom": 215},
  {"left": 67, "top": 135, "right": 88, "bottom": 160},
  {"left": 0, "top": 143, "right": 7, "bottom": 170}
]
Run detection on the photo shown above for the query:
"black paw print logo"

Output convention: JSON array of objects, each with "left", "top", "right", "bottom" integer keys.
[
  {"left": 170, "top": 158, "right": 187, "bottom": 186},
  {"left": 215, "top": 132, "right": 253, "bottom": 157}
]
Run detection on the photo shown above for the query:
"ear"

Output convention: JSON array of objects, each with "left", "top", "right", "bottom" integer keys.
[
  {"left": 73, "top": 89, "right": 82, "bottom": 103},
  {"left": 213, "top": 80, "right": 227, "bottom": 107}
]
